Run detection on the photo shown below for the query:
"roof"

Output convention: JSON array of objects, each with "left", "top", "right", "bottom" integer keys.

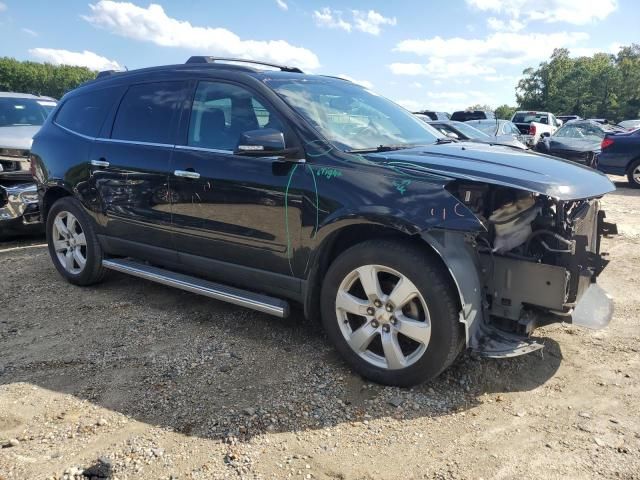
[{"left": 0, "top": 92, "right": 57, "bottom": 101}]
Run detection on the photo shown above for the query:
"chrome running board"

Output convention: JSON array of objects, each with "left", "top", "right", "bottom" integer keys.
[{"left": 102, "top": 258, "right": 289, "bottom": 318}]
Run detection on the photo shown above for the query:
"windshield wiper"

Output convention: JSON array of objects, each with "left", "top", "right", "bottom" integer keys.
[
  {"left": 346, "top": 143, "right": 416, "bottom": 153},
  {"left": 433, "top": 137, "right": 458, "bottom": 144}
]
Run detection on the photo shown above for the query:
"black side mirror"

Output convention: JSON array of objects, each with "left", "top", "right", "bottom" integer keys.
[
  {"left": 234, "top": 128, "right": 298, "bottom": 158},
  {"left": 542, "top": 131, "right": 551, "bottom": 138}
]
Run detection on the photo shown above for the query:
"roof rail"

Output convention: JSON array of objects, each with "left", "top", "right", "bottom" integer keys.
[
  {"left": 185, "top": 56, "right": 304, "bottom": 74},
  {"left": 96, "top": 70, "right": 120, "bottom": 79}
]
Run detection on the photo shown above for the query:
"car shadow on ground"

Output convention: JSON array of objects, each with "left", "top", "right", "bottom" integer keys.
[{"left": 0, "top": 264, "right": 563, "bottom": 443}]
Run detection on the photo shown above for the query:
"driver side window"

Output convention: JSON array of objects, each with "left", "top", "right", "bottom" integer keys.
[{"left": 187, "top": 81, "right": 283, "bottom": 152}]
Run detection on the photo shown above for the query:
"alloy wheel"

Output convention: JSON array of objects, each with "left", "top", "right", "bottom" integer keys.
[
  {"left": 335, "top": 264, "right": 431, "bottom": 370},
  {"left": 633, "top": 165, "right": 640, "bottom": 185},
  {"left": 52, "top": 211, "right": 87, "bottom": 275}
]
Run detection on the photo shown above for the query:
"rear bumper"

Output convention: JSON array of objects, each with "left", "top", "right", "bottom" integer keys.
[{"left": 0, "top": 183, "right": 42, "bottom": 234}]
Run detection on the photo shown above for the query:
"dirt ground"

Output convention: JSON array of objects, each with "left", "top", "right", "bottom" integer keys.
[{"left": 0, "top": 177, "right": 638, "bottom": 480}]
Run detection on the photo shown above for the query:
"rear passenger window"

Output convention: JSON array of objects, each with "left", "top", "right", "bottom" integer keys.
[
  {"left": 111, "top": 82, "right": 185, "bottom": 144},
  {"left": 55, "top": 88, "right": 118, "bottom": 137}
]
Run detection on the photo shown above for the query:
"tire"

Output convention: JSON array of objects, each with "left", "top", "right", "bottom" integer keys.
[
  {"left": 46, "top": 196, "right": 106, "bottom": 286},
  {"left": 320, "top": 239, "right": 464, "bottom": 387},
  {"left": 627, "top": 159, "right": 640, "bottom": 189}
]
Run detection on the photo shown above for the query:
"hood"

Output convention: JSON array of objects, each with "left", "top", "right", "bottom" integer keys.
[
  {"left": 0, "top": 125, "right": 41, "bottom": 150},
  {"left": 366, "top": 142, "right": 615, "bottom": 200},
  {"left": 548, "top": 137, "right": 600, "bottom": 152}
]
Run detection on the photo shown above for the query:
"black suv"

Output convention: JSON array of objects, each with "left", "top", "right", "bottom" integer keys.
[
  {"left": 32, "top": 57, "right": 617, "bottom": 386},
  {"left": 450, "top": 110, "right": 495, "bottom": 122}
]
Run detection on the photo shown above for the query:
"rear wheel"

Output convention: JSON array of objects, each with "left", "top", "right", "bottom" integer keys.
[
  {"left": 627, "top": 159, "right": 640, "bottom": 188},
  {"left": 320, "top": 240, "right": 464, "bottom": 387},
  {"left": 46, "top": 196, "right": 106, "bottom": 285}
]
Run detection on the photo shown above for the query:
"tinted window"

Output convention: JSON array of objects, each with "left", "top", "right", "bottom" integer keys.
[
  {"left": 56, "top": 89, "right": 115, "bottom": 136},
  {"left": 0, "top": 97, "right": 57, "bottom": 128},
  {"left": 187, "top": 81, "right": 284, "bottom": 151},
  {"left": 112, "top": 82, "right": 184, "bottom": 144}
]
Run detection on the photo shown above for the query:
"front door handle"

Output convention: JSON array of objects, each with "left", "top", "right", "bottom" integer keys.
[
  {"left": 91, "top": 159, "right": 110, "bottom": 168},
  {"left": 174, "top": 169, "right": 201, "bottom": 179}
]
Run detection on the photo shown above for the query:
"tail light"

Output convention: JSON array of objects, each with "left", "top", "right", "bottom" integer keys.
[
  {"left": 529, "top": 124, "right": 536, "bottom": 135},
  {"left": 601, "top": 137, "right": 614, "bottom": 150}
]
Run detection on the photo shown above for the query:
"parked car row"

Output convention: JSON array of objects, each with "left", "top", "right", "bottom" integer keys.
[{"left": 414, "top": 106, "right": 640, "bottom": 187}]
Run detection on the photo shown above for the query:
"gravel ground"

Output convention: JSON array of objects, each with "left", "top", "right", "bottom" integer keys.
[{"left": 0, "top": 176, "right": 638, "bottom": 480}]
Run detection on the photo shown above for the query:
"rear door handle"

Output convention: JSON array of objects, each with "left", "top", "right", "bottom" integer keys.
[
  {"left": 91, "top": 159, "right": 110, "bottom": 168},
  {"left": 174, "top": 169, "right": 201, "bottom": 179}
]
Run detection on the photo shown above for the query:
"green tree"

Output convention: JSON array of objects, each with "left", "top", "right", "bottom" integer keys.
[
  {"left": 466, "top": 103, "right": 493, "bottom": 112},
  {"left": 494, "top": 104, "right": 517, "bottom": 119},
  {"left": 515, "top": 44, "right": 640, "bottom": 122},
  {"left": 0, "top": 57, "right": 97, "bottom": 99}
]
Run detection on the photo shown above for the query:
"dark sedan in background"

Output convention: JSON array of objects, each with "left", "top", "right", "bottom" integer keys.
[
  {"left": 598, "top": 128, "right": 640, "bottom": 187},
  {"left": 426, "top": 119, "right": 528, "bottom": 150},
  {"left": 536, "top": 120, "right": 623, "bottom": 168},
  {"left": 466, "top": 119, "right": 526, "bottom": 144}
]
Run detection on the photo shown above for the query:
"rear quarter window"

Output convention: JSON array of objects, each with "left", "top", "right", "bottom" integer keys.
[
  {"left": 55, "top": 88, "right": 119, "bottom": 137},
  {"left": 111, "top": 81, "right": 185, "bottom": 144}
]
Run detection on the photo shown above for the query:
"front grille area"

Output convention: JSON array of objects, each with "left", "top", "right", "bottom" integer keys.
[
  {"left": 0, "top": 148, "right": 29, "bottom": 158},
  {"left": 0, "top": 159, "right": 20, "bottom": 172}
]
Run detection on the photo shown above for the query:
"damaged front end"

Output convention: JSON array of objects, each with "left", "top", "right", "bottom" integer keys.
[
  {"left": 430, "top": 180, "right": 617, "bottom": 358},
  {"left": 0, "top": 182, "right": 42, "bottom": 236}
]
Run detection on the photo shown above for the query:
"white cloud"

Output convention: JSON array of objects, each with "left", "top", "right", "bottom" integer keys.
[
  {"left": 84, "top": 1, "right": 320, "bottom": 70},
  {"left": 29, "top": 48, "right": 121, "bottom": 70},
  {"left": 410, "top": 82, "right": 423, "bottom": 88},
  {"left": 275, "top": 0, "right": 288, "bottom": 11},
  {"left": 466, "top": 0, "right": 617, "bottom": 25},
  {"left": 571, "top": 43, "right": 623, "bottom": 58},
  {"left": 313, "top": 8, "right": 396, "bottom": 35},
  {"left": 389, "top": 58, "right": 496, "bottom": 79},
  {"left": 313, "top": 7, "right": 351, "bottom": 32},
  {"left": 394, "top": 31, "right": 589, "bottom": 65},
  {"left": 336, "top": 74, "right": 373, "bottom": 90},
  {"left": 352, "top": 10, "right": 396, "bottom": 35},
  {"left": 0, "top": 2, "right": 6, "bottom": 12},
  {"left": 395, "top": 99, "right": 422, "bottom": 111},
  {"left": 21, "top": 28, "right": 38, "bottom": 37},
  {"left": 487, "top": 17, "right": 524, "bottom": 32}
]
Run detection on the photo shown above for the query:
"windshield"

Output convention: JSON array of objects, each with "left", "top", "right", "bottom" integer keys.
[
  {"left": 554, "top": 123, "right": 604, "bottom": 140},
  {"left": 266, "top": 78, "right": 441, "bottom": 151},
  {"left": 0, "top": 97, "right": 56, "bottom": 127},
  {"left": 512, "top": 112, "right": 548, "bottom": 124},
  {"left": 460, "top": 121, "right": 494, "bottom": 137}
]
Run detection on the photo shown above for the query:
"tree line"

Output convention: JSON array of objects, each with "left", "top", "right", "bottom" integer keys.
[
  {"left": 495, "top": 44, "right": 640, "bottom": 122},
  {"left": 0, "top": 57, "right": 96, "bottom": 99}
]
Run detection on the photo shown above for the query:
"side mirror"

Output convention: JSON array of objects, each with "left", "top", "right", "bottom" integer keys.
[
  {"left": 445, "top": 131, "right": 459, "bottom": 139},
  {"left": 542, "top": 131, "right": 551, "bottom": 138},
  {"left": 234, "top": 128, "right": 297, "bottom": 157}
]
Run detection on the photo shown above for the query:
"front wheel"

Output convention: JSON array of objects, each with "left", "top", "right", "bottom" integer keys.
[
  {"left": 627, "top": 159, "right": 640, "bottom": 188},
  {"left": 46, "top": 196, "right": 106, "bottom": 286},
  {"left": 320, "top": 240, "right": 464, "bottom": 387}
]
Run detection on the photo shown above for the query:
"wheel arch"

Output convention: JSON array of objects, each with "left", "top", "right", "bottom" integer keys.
[
  {"left": 303, "top": 221, "right": 466, "bottom": 328},
  {"left": 42, "top": 184, "right": 73, "bottom": 223}
]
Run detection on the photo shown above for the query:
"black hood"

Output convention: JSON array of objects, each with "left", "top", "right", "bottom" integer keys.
[{"left": 366, "top": 142, "right": 615, "bottom": 200}]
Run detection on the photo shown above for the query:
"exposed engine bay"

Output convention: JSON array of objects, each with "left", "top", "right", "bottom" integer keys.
[{"left": 448, "top": 181, "right": 618, "bottom": 335}]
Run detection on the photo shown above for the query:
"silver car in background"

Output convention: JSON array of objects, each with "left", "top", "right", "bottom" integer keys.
[{"left": 0, "top": 92, "right": 57, "bottom": 237}]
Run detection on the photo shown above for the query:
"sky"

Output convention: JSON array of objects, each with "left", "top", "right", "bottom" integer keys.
[{"left": 0, "top": 0, "right": 637, "bottom": 111}]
